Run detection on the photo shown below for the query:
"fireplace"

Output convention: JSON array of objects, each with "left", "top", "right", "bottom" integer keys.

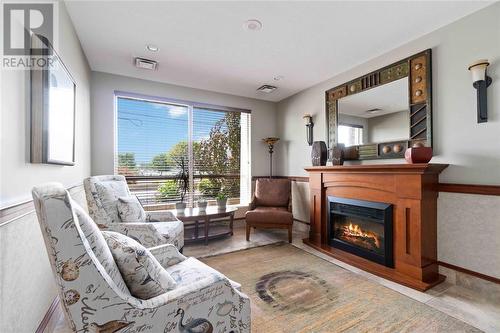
[{"left": 328, "top": 196, "right": 393, "bottom": 267}]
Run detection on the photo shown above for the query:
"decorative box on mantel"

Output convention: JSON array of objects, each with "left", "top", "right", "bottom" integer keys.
[{"left": 304, "top": 163, "right": 448, "bottom": 291}]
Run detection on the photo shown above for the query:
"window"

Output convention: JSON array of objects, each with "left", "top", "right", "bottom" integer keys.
[
  {"left": 338, "top": 124, "right": 363, "bottom": 147},
  {"left": 116, "top": 93, "right": 251, "bottom": 209}
]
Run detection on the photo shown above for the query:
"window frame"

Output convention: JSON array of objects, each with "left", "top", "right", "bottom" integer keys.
[{"left": 113, "top": 91, "right": 252, "bottom": 207}]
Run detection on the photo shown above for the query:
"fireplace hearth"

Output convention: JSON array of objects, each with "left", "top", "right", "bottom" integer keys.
[{"left": 328, "top": 196, "right": 393, "bottom": 267}]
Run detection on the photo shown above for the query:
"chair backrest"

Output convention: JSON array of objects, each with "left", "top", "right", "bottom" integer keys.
[
  {"left": 254, "top": 178, "right": 291, "bottom": 207},
  {"left": 32, "top": 183, "right": 133, "bottom": 331},
  {"left": 84, "top": 175, "right": 131, "bottom": 225}
]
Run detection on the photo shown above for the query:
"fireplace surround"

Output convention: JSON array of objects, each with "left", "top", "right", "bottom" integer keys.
[
  {"left": 328, "top": 196, "right": 393, "bottom": 267},
  {"left": 304, "top": 164, "right": 448, "bottom": 291}
]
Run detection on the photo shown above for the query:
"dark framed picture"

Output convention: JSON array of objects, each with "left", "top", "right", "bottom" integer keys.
[{"left": 31, "top": 34, "right": 76, "bottom": 165}]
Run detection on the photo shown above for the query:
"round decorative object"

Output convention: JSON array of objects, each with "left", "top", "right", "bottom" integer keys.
[
  {"left": 413, "top": 141, "right": 425, "bottom": 148},
  {"left": 311, "top": 141, "right": 327, "bottom": 166},
  {"left": 393, "top": 144, "right": 403, "bottom": 153},
  {"left": 415, "top": 90, "right": 423, "bottom": 96},
  {"left": 405, "top": 147, "right": 433, "bottom": 164},
  {"left": 350, "top": 85, "right": 356, "bottom": 92},
  {"left": 256, "top": 270, "right": 334, "bottom": 311},
  {"left": 414, "top": 63, "right": 422, "bottom": 70},
  {"left": 63, "top": 289, "right": 80, "bottom": 306},
  {"left": 415, "top": 76, "right": 422, "bottom": 83},
  {"left": 382, "top": 145, "right": 391, "bottom": 154},
  {"left": 61, "top": 260, "right": 79, "bottom": 281}
]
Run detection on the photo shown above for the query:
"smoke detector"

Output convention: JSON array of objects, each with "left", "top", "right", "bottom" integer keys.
[
  {"left": 134, "top": 57, "right": 158, "bottom": 70},
  {"left": 257, "top": 85, "right": 277, "bottom": 93}
]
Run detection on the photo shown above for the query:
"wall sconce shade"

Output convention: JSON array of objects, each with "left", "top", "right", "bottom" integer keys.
[
  {"left": 303, "top": 114, "right": 314, "bottom": 146},
  {"left": 468, "top": 59, "right": 492, "bottom": 123}
]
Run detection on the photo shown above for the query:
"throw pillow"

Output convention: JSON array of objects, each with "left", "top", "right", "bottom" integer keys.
[
  {"left": 102, "top": 231, "right": 176, "bottom": 299},
  {"left": 117, "top": 196, "right": 146, "bottom": 222},
  {"left": 94, "top": 181, "right": 129, "bottom": 223}
]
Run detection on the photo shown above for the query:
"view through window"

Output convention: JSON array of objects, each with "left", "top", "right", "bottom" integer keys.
[
  {"left": 338, "top": 124, "right": 364, "bottom": 147},
  {"left": 116, "top": 94, "right": 251, "bottom": 209}
]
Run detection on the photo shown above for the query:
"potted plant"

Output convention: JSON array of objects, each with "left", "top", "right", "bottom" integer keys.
[
  {"left": 174, "top": 157, "right": 189, "bottom": 212},
  {"left": 197, "top": 198, "right": 208, "bottom": 211},
  {"left": 216, "top": 191, "right": 228, "bottom": 210}
]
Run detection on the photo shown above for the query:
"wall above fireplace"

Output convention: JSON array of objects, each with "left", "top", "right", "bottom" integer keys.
[{"left": 304, "top": 163, "right": 448, "bottom": 291}]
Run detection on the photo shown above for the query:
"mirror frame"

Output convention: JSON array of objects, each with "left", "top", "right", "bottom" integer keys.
[{"left": 325, "top": 49, "right": 432, "bottom": 160}]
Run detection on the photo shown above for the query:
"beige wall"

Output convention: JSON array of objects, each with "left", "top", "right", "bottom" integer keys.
[
  {"left": 90, "top": 72, "right": 278, "bottom": 178},
  {"left": 276, "top": 3, "right": 500, "bottom": 184},
  {"left": 0, "top": 3, "right": 91, "bottom": 332},
  {"left": 276, "top": 4, "right": 500, "bottom": 278}
]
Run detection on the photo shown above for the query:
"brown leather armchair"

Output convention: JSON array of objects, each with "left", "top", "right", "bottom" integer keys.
[{"left": 245, "top": 178, "right": 293, "bottom": 243}]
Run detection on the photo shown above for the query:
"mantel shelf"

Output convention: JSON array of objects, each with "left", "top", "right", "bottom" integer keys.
[{"left": 305, "top": 163, "right": 449, "bottom": 174}]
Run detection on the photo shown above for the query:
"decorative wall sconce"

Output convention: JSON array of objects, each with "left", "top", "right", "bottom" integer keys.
[
  {"left": 262, "top": 137, "right": 280, "bottom": 178},
  {"left": 303, "top": 114, "right": 314, "bottom": 146},
  {"left": 468, "top": 59, "right": 492, "bottom": 123}
]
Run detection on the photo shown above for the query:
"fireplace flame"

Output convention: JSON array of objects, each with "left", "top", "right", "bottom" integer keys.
[{"left": 342, "top": 223, "right": 381, "bottom": 249}]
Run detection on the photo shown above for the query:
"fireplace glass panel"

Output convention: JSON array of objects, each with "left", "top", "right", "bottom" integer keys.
[{"left": 333, "top": 215, "right": 385, "bottom": 256}]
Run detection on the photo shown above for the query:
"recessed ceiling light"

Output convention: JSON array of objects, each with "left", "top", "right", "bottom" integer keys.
[
  {"left": 257, "top": 85, "right": 277, "bottom": 93},
  {"left": 243, "top": 19, "right": 262, "bottom": 31},
  {"left": 273, "top": 75, "right": 284, "bottom": 81},
  {"left": 147, "top": 45, "right": 159, "bottom": 52},
  {"left": 366, "top": 108, "right": 382, "bottom": 114}
]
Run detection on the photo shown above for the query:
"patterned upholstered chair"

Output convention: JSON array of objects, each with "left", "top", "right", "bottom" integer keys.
[
  {"left": 84, "top": 175, "right": 184, "bottom": 250},
  {"left": 246, "top": 178, "right": 293, "bottom": 243},
  {"left": 32, "top": 183, "right": 251, "bottom": 333}
]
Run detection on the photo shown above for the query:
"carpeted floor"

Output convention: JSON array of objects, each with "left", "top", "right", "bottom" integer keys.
[{"left": 202, "top": 243, "right": 481, "bottom": 333}]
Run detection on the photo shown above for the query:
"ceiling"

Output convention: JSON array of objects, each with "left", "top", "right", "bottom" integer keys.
[
  {"left": 64, "top": 1, "right": 492, "bottom": 102},
  {"left": 338, "top": 78, "right": 408, "bottom": 118}
]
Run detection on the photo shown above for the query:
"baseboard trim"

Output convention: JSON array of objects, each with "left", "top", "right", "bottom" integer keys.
[
  {"left": 35, "top": 296, "right": 60, "bottom": 333},
  {"left": 438, "top": 261, "right": 500, "bottom": 285}
]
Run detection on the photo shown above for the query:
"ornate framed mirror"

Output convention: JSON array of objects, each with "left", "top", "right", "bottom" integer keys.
[{"left": 325, "top": 49, "right": 432, "bottom": 160}]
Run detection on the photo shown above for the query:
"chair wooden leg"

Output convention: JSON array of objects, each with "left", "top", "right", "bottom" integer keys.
[
  {"left": 246, "top": 224, "right": 251, "bottom": 241},
  {"left": 288, "top": 225, "right": 292, "bottom": 243}
]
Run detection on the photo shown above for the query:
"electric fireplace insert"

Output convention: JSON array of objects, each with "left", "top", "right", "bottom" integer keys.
[{"left": 328, "top": 196, "right": 393, "bottom": 267}]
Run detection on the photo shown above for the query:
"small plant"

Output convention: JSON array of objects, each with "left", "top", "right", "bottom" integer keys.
[{"left": 216, "top": 192, "right": 228, "bottom": 201}]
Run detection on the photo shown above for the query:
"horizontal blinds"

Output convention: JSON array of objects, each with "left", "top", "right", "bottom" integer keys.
[
  {"left": 116, "top": 95, "right": 251, "bottom": 208},
  {"left": 192, "top": 107, "right": 241, "bottom": 202}
]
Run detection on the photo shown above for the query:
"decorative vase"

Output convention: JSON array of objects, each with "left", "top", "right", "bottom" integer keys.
[
  {"left": 404, "top": 146, "right": 433, "bottom": 163},
  {"left": 216, "top": 199, "right": 227, "bottom": 210},
  {"left": 330, "top": 145, "right": 345, "bottom": 166},
  {"left": 311, "top": 141, "right": 327, "bottom": 166},
  {"left": 175, "top": 202, "right": 186, "bottom": 213},
  {"left": 197, "top": 200, "right": 207, "bottom": 211}
]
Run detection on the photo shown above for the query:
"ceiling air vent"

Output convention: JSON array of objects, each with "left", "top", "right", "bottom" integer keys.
[
  {"left": 257, "top": 84, "right": 277, "bottom": 93},
  {"left": 134, "top": 57, "right": 158, "bottom": 70}
]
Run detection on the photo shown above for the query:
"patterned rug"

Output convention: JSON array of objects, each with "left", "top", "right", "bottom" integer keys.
[{"left": 201, "top": 243, "right": 481, "bottom": 333}]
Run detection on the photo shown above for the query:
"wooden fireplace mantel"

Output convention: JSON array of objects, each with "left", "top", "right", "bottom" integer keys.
[{"left": 303, "top": 163, "right": 449, "bottom": 291}]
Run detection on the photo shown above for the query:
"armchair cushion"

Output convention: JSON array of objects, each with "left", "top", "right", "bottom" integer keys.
[
  {"left": 254, "top": 178, "right": 291, "bottom": 207},
  {"left": 73, "top": 204, "right": 130, "bottom": 295},
  {"left": 245, "top": 206, "right": 293, "bottom": 225},
  {"left": 103, "top": 231, "right": 176, "bottom": 299},
  {"left": 117, "top": 196, "right": 146, "bottom": 222},
  {"left": 94, "top": 181, "right": 129, "bottom": 223}
]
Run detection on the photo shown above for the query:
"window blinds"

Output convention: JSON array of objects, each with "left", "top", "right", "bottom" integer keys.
[{"left": 116, "top": 94, "right": 251, "bottom": 209}]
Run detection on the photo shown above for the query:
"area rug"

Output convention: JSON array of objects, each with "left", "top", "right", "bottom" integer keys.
[{"left": 201, "top": 243, "right": 481, "bottom": 333}]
